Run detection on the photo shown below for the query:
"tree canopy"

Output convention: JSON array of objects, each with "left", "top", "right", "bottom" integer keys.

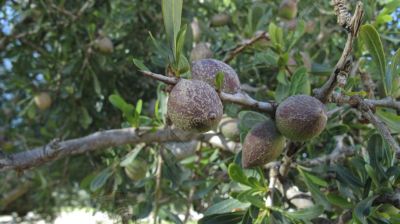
[{"left": 1, "top": 0, "right": 400, "bottom": 223}]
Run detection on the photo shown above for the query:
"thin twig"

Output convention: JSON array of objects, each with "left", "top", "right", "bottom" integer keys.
[{"left": 223, "top": 31, "right": 270, "bottom": 63}]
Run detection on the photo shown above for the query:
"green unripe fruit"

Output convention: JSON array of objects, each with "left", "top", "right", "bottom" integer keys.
[
  {"left": 210, "top": 13, "right": 230, "bottom": 27},
  {"left": 95, "top": 37, "right": 113, "bottom": 54},
  {"left": 278, "top": 0, "right": 298, "bottom": 20},
  {"left": 167, "top": 79, "right": 223, "bottom": 132},
  {"left": 242, "top": 120, "right": 285, "bottom": 168},
  {"left": 190, "top": 43, "right": 213, "bottom": 62},
  {"left": 124, "top": 159, "right": 148, "bottom": 181},
  {"left": 191, "top": 59, "right": 241, "bottom": 94},
  {"left": 34, "top": 92, "right": 52, "bottom": 110},
  {"left": 276, "top": 95, "right": 327, "bottom": 141},
  {"left": 219, "top": 117, "right": 240, "bottom": 141}
]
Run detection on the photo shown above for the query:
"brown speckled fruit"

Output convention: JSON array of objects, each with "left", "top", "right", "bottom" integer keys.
[
  {"left": 242, "top": 120, "right": 285, "bottom": 168},
  {"left": 95, "top": 36, "right": 113, "bottom": 54},
  {"left": 276, "top": 95, "right": 327, "bottom": 141},
  {"left": 167, "top": 79, "right": 223, "bottom": 132},
  {"left": 191, "top": 59, "right": 240, "bottom": 93}
]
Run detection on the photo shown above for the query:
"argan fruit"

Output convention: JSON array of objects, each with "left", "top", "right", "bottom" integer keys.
[
  {"left": 34, "top": 92, "right": 52, "bottom": 110},
  {"left": 219, "top": 116, "right": 240, "bottom": 141},
  {"left": 191, "top": 18, "right": 202, "bottom": 42},
  {"left": 210, "top": 13, "right": 230, "bottom": 27},
  {"left": 275, "top": 95, "right": 327, "bottom": 141},
  {"left": 278, "top": 0, "right": 298, "bottom": 20},
  {"left": 124, "top": 159, "right": 148, "bottom": 181},
  {"left": 242, "top": 120, "right": 285, "bottom": 168},
  {"left": 191, "top": 59, "right": 241, "bottom": 94},
  {"left": 190, "top": 43, "right": 213, "bottom": 62},
  {"left": 95, "top": 36, "right": 113, "bottom": 54},
  {"left": 167, "top": 79, "right": 223, "bottom": 132}
]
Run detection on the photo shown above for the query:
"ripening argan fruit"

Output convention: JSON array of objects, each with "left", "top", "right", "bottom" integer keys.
[
  {"left": 124, "top": 159, "right": 148, "bottom": 181},
  {"left": 278, "top": 0, "right": 298, "bottom": 20},
  {"left": 191, "top": 19, "right": 202, "bottom": 42},
  {"left": 191, "top": 59, "right": 241, "bottom": 94},
  {"left": 190, "top": 43, "right": 213, "bottom": 62},
  {"left": 34, "top": 92, "right": 52, "bottom": 110},
  {"left": 242, "top": 120, "right": 285, "bottom": 168},
  {"left": 95, "top": 36, "right": 113, "bottom": 54},
  {"left": 167, "top": 79, "right": 223, "bottom": 132},
  {"left": 219, "top": 116, "right": 240, "bottom": 141},
  {"left": 276, "top": 95, "right": 327, "bottom": 141},
  {"left": 210, "top": 13, "right": 230, "bottom": 27}
]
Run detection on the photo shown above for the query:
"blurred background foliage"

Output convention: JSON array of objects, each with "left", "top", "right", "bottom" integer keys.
[{"left": 0, "top": 0, "right": 400, "bottom": 223}]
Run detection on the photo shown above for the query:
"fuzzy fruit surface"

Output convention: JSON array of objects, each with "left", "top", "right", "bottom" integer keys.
[
  {"left": 191, "top": 59, "right": 241, "bottom": 94},
  {"left": 242, "top": 120, "right": 285, "bottom": 168},
  {"left": 34, "top": 92, "right": 52, "bottom": 110},
  {"left": 167, "top": 79, "right": 223, "bottom": 132},
  {"left": 276, "top": 95, "right": 327, "bottom": 141}
]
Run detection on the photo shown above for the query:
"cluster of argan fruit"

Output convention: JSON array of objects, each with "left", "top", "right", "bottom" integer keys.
[{"left": 166, "top": 58, "right": 328, "bottom": 169}]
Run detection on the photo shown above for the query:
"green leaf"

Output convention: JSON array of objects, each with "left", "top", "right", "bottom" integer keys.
[
  {"left": 376, "top": 109, "right": 400, "bottom": 133},
  {"left": 109, "top": 94, "right": 134, "bottom": 115},
  {"left": 132, "top": 58, "right": 150, "bottom": 72},
  {"left": 90, "top": 168, "right": 113, "bottom": 192},
  {"left": 390, "top": 49, "right": 400, "bottom": 96},
  {"left": 300, "top": 169, "right": 328, "bottom": 187},
  {"left": 364, "top": 164, "right": 380, "bottom": 187},
  {"left": 204, "top": 199, "right": 250, "bottom": 216},
  {"left": 162, "top": 0, "right": 183, "bottom": 61},
  {"left": 298, "top": 168, "right": 331, "bottom": 210},
  {"left": 199, "top": 212, "right": 245, "bottom": 224},
  {"left": 228, "top": 163, "right": 251, "bottom": 186},
  {"left": 284, "top": 205, "right": 324, "bottom": 221},
  {"left": 120, "top": 146, "right": 143, "bottom": 167},
  {"left": 79, "top": 107, "right": 93, "bottom": 129},
  {"left": 175, "top": 24, "right": 187, "bottom": 64},
  {"left": 215, "top": 71, "right": 225, "bottom": 91},
  {"left": 359, "top": 24, "right": 387, "bottom": 95},
  {"left": 333, "top": 165, "right": 363, "bottom": 189},
  {"left": 289, "top": 67, "right": 310, "bottom": 95},
  {"left": 268, "top": 22, "right": 283, "bottom": 51},
  {"left": 91, "top": 72, "right": 101, "bottom": 96},
  {"left": 326, "top": 193, "right": 353, "bottom": 209},
  {"left": 238, "top": 111, "right": 269, "bottom": 133},
  {"left": 135, "top": 99, "right": 143, "bottom": 115},
  {"left": 354, "top": 196, "right": 378, "bottom": 224},
  {"left": 242, "top": 194, "right": 266, "bottom": 209}
]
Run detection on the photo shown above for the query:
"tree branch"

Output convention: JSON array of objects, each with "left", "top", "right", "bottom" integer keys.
[
  {"left": 313, "top": 2, "right": 364, "bottom": 103},
  {"left": 140, "top": 70, "right": 276, "bottom": 114},
  {"left": 223, "top": 31, "right": 270, "bottom": 63}
]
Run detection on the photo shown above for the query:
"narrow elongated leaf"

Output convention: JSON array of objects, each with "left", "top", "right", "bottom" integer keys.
[
  {"left": 354, "top": 196, "right": 378, "bottom": 224},
  {"left": 228, "top": 163, "right": 251, "bottom": 186},
  {"left": 132, "top": 58, "right": 150, "bottom": 71},
  {"left": 215, "top": 71, "right": 225, "bottom": 91},
  {"left": 204, "top": 199, "right": 250, "bottom": 216},
  {"left": 359, "top": 24, "right": 387, "bottom": 95},
  {"left": 326, "top": 193, "right": 353, "bottom": 209},
  {"left": 162, "top": 0, "right": 183, "bottom": 60},
  {"left": 376, "top": 109, "right": 400, "bottom": 133},
  {"left": 289, "top": 67, "right": 310, "bottom": 95},
  {"left": 284, "top": 205, "right": 324, "bottom": 221},
  {"left": 298, "top": 168, "right": 331, "bottom": 210},
  {"left": 90, "top": 168, "right": 113, "bottom": 192},
  {"left": 199, "top": 212, "right": 245, "bottom": 224}
]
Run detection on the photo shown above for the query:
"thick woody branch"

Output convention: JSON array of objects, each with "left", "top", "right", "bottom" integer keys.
[
  {"left": 0, "top": 128, "right": 242, "bottom": 172},
  {"left": 313, "top": 2, "right": 364, "bottom": 103},
  {"left": 223, "top": 31, "right": 270, "bottom": 63},
  {"left": 140, "top": 71, "right": 276, "bottom": 114},
  {"left": 365, "top": 98, "right": 400, "bottom": 112}
]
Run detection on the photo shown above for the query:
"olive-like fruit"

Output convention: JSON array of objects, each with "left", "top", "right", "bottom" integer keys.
[
  {"left": 124, "top": 159, "right": 148, "bottom": 181},
  {"left": 191, "top": 59, "right": 241, "bottom": 94},
  {"left": 242, "top": 120, "right": 286, "bottom": 168},
  {"left": 219, "top": 116, "right": 240, "bottom": 141},
  {"left": 278, "top": 0, "right": 298, "bottom": 20},
  {"left": 95, "top": 36, "right": 113, "bottom": 54},
  {"left": 210, "top": 13, "right": 230, "bottom": 27},
  {"left": 275, "top": 95, "right": 327, "bottom": 141},
  {"left": 34, "top": 92, "right": 52, "bottom": 110},
  {"left": 190, "top": 43, "right": 213, "bottom": 62},
  {"left": 167, "top": 79, "right": 223, "bottom": 132}
]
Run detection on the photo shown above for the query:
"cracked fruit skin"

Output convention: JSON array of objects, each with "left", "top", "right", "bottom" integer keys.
[
  {"left": 34, "top": 92, "right": 52, "bottom": 110},
  {"left": 276, "top": 95, "right": 327, "bottom": 141},
  {"left": 242, "top": 120, "right": 285, "bottom": 168},
  {"left": 191, "top": 59, "right": 241, "bottom": 94},
  {"left": 167, "top": 79, "right": 223, "bottom": 132}
]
